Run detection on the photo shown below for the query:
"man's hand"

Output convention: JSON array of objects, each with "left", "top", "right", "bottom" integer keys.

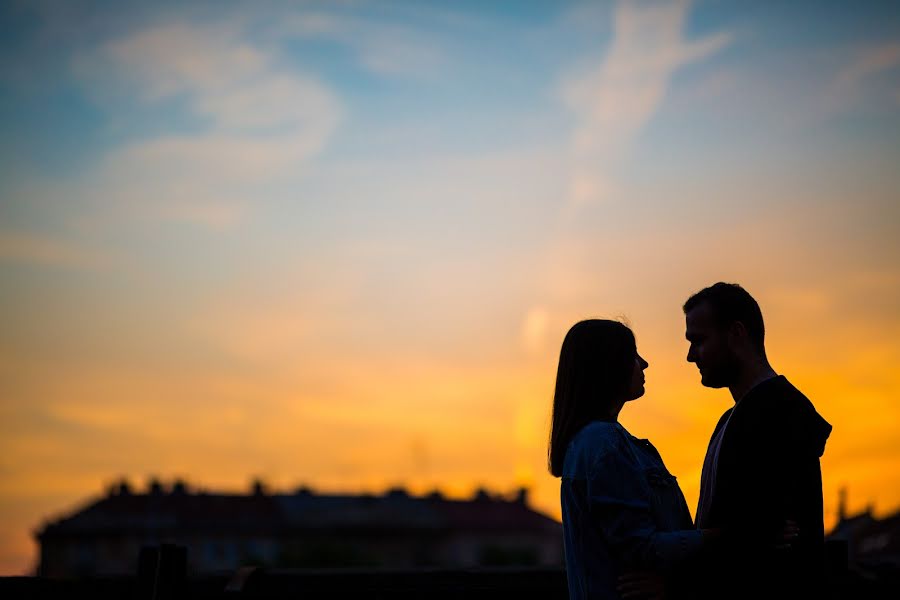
[{"left": 617, "top": 571, "right": 666, "bottom": 600}]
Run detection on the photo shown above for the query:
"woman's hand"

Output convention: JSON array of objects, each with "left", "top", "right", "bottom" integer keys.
[{"left": 617, "top": 571, "right": 666, "bottom": 600}]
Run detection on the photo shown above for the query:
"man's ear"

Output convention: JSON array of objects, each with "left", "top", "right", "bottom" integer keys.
[{"left": 728, "top": 321, "right": 749, "bottom": 346}]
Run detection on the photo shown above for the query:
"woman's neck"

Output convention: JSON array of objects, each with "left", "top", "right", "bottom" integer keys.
[{"left": 606, "top": 400, "right": 625, "bottom": 421}]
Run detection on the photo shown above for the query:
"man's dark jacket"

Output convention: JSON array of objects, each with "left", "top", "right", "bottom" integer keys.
[{"left": 699, "top": 375, "right": 832, "bottom": 599}]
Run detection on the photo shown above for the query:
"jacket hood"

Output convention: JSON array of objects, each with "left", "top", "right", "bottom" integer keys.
[
  {"left": 798, "top": 402, "right": 832, "bottom": 458},
  {"left": 776, "top": 376, "right": 832, "bottom": 457}
]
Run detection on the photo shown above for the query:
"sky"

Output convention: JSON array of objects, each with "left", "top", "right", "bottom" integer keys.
[{"left": 1, "top": 0, "right": 899, "bottom": 575}]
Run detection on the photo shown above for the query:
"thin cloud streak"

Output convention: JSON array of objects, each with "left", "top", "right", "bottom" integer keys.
[
  {"left": 825, "top": 42, "right": 900, "bottom": 113},
  {"left": 563, "top": 0, "right": 731, "bottom": 208}
]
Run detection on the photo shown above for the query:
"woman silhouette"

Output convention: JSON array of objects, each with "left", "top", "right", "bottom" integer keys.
[{"left": 549, "top": 319, "right": 714, "bottom": 600}]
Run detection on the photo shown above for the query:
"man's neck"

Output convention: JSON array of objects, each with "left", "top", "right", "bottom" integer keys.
[{"left": 729, "top": 361, "right": 777, "bottom": 403}]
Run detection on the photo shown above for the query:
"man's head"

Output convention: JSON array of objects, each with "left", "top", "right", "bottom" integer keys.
[{"left": 683, "top": 282, "right": 766, "bottom": 388}]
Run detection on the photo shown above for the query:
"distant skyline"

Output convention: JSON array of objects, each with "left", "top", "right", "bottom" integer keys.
[
  {"left": 36, "top": 478, "right": 563, "bottom": 575},
  {"left": 2, "top": 0, "right": 899, "bottom": 575}
]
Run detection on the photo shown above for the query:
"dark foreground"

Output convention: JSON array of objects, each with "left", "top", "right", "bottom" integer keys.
[
  {"left": 2, "top": 565, "right": 899, "bottom": 600},
  {"left": 3, "top": 566, "right": 569, "bottom": 600}
]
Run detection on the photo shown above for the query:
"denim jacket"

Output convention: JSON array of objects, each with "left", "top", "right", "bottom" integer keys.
[{"left": 561, "top": 421, "right": 703, "bottom": 599}]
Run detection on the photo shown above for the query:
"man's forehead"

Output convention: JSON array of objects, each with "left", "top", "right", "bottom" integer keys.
[{"left": 685, "top": 302, "right": 715, "bottom": 327}]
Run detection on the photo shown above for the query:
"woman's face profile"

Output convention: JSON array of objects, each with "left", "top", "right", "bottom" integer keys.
[{"left": 626, "top": 351, "right": 649, "bottom": 400}]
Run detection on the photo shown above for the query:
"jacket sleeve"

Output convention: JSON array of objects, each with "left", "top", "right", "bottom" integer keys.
[{"left": 586, "top": 449, "right": 704, "bottom": 573}]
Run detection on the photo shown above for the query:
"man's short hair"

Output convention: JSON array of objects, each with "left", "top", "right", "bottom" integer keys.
[{"left": 683, "top": 282, "right": 765, "bottom": 351}]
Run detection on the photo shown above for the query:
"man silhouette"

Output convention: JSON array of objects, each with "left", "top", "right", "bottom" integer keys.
[{"left": 684, "top": 282, "right": 832, "bottom": 599}]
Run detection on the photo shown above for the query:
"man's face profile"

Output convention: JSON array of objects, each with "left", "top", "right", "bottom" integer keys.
[{"left": 685, "top": 302, "right": 738, "bottom": 389}]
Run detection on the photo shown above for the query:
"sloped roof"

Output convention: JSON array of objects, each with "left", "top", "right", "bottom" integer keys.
[
  {"left": 36, "top": 486, "right": 561, "bottom": 540},
  {"left": 37, "top": 491, "right": 284, "bottom": 538}
]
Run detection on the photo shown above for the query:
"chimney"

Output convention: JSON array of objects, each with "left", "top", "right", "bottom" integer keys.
[
  {"left": 148, "top": 478, "right": 164, "bottom": 496},
  {"left": 252, "top": 479, "right": 268, "bottom": 496},
  {"left": 838, "top": 486, "right": 847, "bottom": 522},
  {"left": 515, "top": 487, "right": 529, "bottom": 505}
]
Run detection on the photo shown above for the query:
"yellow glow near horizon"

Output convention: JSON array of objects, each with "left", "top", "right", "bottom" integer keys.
[{"left": 2, "top": 283, "right": 899, "bottom": 574}]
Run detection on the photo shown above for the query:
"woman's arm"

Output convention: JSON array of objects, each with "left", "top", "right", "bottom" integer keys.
[{"left": 587, "top": 449, "right": 706, "bottom": 573}]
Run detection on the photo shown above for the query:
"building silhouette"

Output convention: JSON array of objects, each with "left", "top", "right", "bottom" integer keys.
[
  {"left": 827, "top": 488, "right": 900, "bottom": 581},
  {"left": 35, "top": 480, "right": 563, "bottom": 577},
  {"left": 816, "top": 487, "right": 900, "bottom": 600}
]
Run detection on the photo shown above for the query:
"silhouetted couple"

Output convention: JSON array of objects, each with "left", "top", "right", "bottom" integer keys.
[{"left": 549, "top": 282, "right": 832, "bottom": 600}]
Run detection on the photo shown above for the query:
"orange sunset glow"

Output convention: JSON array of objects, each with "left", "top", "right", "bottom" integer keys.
[{"left": 1, "top": 0, "right": 899, "bottom": 576}]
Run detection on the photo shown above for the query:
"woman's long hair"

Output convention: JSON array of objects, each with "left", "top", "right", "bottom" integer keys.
[{"left": 548, "top": 319, "right": 636, "bottom": 477}]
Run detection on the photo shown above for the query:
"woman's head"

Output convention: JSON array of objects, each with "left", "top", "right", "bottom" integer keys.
[{"left": 548, "top": 319, "right": 648, "bottom": 477}]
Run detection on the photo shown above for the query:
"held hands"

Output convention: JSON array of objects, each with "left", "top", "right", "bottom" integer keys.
[
  {"left": 704, "top": 520, "right": 798, "bottom": 550},
  {"left": 615, "top": 529, "right": 719, "bottom": 600},
  {"left": 616, "top": 571, "right": 666, "bottom": 600},
  {"left": 614, "top": 521, "right": 798, "bottom": 599},
  {"left": 775, "top": 519, "right": 800, "bottom": 550}
]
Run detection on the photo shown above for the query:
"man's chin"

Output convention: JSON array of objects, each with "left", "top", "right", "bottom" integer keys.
[{"left": 700, "top": 374, "right": 729, "bottom": 389}]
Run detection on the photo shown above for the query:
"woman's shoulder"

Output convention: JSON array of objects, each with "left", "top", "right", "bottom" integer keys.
[
  {"left": 576, "top": 420, "right": 622, "bottom": 440},
  {"left": 566, "top": 421, "right": 629, "bottom": 467}
]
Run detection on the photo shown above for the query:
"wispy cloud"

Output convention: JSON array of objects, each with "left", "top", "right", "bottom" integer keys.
[
  {"left": 276, "top": 12, "right": 447, "bottom": 79},
  {"left": 562, "top": 0, "right": 731, "bottom": 207},
  {"left": 97, "top": 22, "right": 267, "bottom": 102},
  {"left": 825, "top": 42, "right": 900, "bottom": 112},
  {"left": 74, "top": 19, "right": 341, "bottom": 229}
]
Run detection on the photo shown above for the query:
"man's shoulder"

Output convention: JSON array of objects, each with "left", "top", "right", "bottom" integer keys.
[
  {"left": 742, "top": 375, "right": 813, "bottom": 413},
  {"left": 764, "top": 375, "right": 809, "bottom": 400},
  {"left": 737, "top": 375, "right": 832, "bottom": 455}
]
